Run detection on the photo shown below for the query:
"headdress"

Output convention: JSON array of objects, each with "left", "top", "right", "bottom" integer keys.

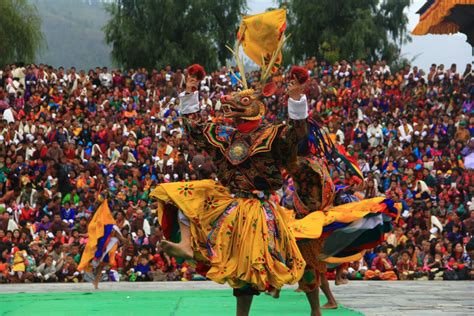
[
  {"left": 221, "top": 9, "right": 287, "bottom": 121},
  {"left": 290, "top": 66, "right": 309, "bottom": 84},
  {"left": 187, "top": 64, "right": 206, "bottom": 81}
]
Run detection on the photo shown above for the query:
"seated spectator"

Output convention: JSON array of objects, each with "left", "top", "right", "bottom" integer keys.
[
  {"left": 347, "top": 259, "right": 368, "bottom": 280},
  {"left": 128, "top": 255, "right": 152, "bottom": 281},
  {"left": 9, "top": 244, "right": 35, "bottom": 283},
  {"left": 463, "top": 210, "right": 474, "bottom": 235},
  {"left": 35, "top": 255, "right": 61, "bottom": 282},
  {"left": 0, "top": 256, "right": 8, "bottom": 283},
  {"left": 466, "top": 238, "right": 474, "bottom": 280},
  {"left": 396, "top": 250, "right": 417, "bottom": 280},
  {"left": 60, "top": 202, "right": 76, "bottom": 228},
  {"left": 364, "top": 247, "right": 398, "bottom": 280},
  {"left": 444, "top": 242, "right": 470, "bottom": 280},
  {"left": 57, "top": 255, "right": 81, "bottom": 283},
  {"left": 133, "top": 228, "right": 149, "bottom": 247},
  {"left": 413, "top": 180, "right": 430, "bottom": 205},
  {"left": 130, "top": 210, "right": 151, "bottom": 236}
]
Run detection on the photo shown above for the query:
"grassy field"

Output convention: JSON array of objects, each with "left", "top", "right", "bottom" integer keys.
[{"left": 0, "top": 289, "right": 361, "bottom": 316}]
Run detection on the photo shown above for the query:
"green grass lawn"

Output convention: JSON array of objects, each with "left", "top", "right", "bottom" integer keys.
[{"left": 0, "top": 289, "right": 361, "bottom": 316}]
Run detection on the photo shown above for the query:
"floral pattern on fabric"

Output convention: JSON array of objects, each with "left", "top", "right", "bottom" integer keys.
[
  {"left": 177, "top": 183, "right": 194, "bottom": 197},
  {"left": 289, "top": 156, "right": 335, "bottom": 219},
  {"left": 207, "top": 202, "right": 238, "bottom": 254},
  {"left": 150, "top": 180, "right": 305, "bottom": 292},
  {"left": 204, "top": 196, "right": 220, "bottom": 211},
  {"left": 261, "top": 201, "right": 278, "bottom": 255}
]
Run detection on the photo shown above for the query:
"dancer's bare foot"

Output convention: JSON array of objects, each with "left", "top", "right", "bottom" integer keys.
[
  {"left": 267, "top": 288, "right": 280, "bottom": 299},
  {"left": 160, "top": 240, "right": 193, "bottom": 259},
  {"left": 335, "top": 278, "right": 348, "bottom": 286},
  {"left": 93, "top": 279, "right": 99, "bottom": 290},
  {"left": 321, "top": 302, "right": 338, "bottom": 309},
  {"left": 294, "top": 287, "right": 303, "bottom": 293}
]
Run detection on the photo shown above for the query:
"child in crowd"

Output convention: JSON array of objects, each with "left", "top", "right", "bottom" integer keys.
[{"left": 365, "top": 247, "right": 397, "bottom": 280}]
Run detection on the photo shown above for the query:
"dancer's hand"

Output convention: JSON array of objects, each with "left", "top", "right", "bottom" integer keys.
[
  {"left": 288, "top": 76, "right": 305, "bottom": 100},
  {"left": 186, "top": 77, "right": 199, "bottom": 93}
]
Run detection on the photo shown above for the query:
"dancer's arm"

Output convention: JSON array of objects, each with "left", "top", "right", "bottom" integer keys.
[
  {"left": 113, "top": 225, "right": 128, "bottom": 244},
  {"left": 178, "top": 77, "right": 212, "bottom": 150},
  {"left": 277, "top": 79, "right": 309, "bottom": 169},
  {"left": 286, "top": 75, "right": 310, "bottom": 143}
]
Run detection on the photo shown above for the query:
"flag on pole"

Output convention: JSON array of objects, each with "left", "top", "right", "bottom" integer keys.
[{"left": 237, "top": 8, "right": 286, "bottom": 72}]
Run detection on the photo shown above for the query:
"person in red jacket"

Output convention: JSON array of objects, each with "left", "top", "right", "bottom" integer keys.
[
  {"left": 365, "top": 247, "right": 398, "bottom": 280},
  {"left": 397, "top": 250, "right": 417, "bottom": 280}
]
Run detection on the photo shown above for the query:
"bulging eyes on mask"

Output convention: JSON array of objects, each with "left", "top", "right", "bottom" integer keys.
[{"left": 219, "top": 90, "right": 264, "bottom": 121}]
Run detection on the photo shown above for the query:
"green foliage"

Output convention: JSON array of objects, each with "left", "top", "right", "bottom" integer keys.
[
  {"left": 0, "top": 0, "right": 44, "bottom": 66},
  {"left": 281, "top": 0, "right": 411, "bottom": 65},
  {"left": 206, "top": 0, "right": 248, "bottom": 66},
  {"left": 104, "top": 0, "right": 247, "bottom": 70}
]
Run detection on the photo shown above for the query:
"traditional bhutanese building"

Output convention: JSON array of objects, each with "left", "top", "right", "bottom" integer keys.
[{"left": 412, "top": 0, "right": 474, "bottom": 46}]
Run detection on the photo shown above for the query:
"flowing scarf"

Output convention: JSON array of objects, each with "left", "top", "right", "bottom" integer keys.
[{"left": 236, "top": 119, "right": 261, "bottom": 134}]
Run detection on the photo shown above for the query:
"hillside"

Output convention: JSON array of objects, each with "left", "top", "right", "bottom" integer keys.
[{"left": 32, "top": 0, "right": 112, "bottom": 70}]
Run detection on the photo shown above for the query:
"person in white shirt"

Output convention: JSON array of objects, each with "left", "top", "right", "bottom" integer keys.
[
  {"left": 47, "top": 67, "right": 58, "bottom": 84},
  {"left": 367, "top": 119, "right": 383, "bottom": 147},
  {"left": 335, "top": 128, "right": 345, "bottom": 145},
  {"left": 106, "top": 142, "right": 120, "bottom": 166},
  {"left": 200, "top": 92, "right": 212, "bottom": 111},
  {"left": 12, "top": 65, "right": 26, "bottom": 89},
  {"left": 6, "top": 79, "right": 20, "bottom": 95},
  {"left": 3, "top": 106, "right": 16, "bottom": 124},
  {"left": 380, "top": 60, "right": 391, "bottom": 75},
  {"left": 2, "top": 211, "right": 18, "bottom": 231},
  {"left": 67, "top": 67, "right": 79, "bottom": 91},
  {"left": 21, "top": 119, "right": 36, "bottom": 136},
  {"left": 398, "top": 118, "right": 413, "bottom": 143},
  {"left": 99, "top": 67, "right": 113, "bottom": 88},
  {"left": 25, "top": 141, "right": 36, "bottom": 161}
]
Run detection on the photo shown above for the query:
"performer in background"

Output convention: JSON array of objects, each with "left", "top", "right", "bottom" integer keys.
[{"left": 78, "top": 199, "right": 127, "bottom": 289}]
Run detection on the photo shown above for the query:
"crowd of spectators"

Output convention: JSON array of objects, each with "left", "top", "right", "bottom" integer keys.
[{"left": 0, "top": 58, "right": 473, "bottom": 283}]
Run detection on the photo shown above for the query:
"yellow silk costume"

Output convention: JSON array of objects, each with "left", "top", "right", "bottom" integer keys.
[
  {"left": 151, "top": 180, "right": 304, "bottom": 291},
  {"left": 150, "top": 180, "right": 389, "bottom": 290}
]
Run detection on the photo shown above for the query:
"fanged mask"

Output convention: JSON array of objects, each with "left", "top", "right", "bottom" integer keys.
[{"left": 220, "top": 89, "right": 265, "bottom": 121}]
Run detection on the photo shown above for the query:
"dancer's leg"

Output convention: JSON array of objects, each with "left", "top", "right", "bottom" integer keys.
[
  {"left": 305, "top": 288, "right": 322, "bottom": 316},
  {"left": 92, "top": 237, "right": 119, "bottom": 289},
  {"left": 236, "top": 295, "right": 253, "bottom": 316},
  {"left": 160, "top": 215, "right": 193, "bottom": 259},
  {"left": 335, "top": 265, "right": 348, "bottom": 285},
  {"left": 266, "top": 287, "right": 280, "bottom": 298},
  {"left": 297, "top": 239, "right": 323, "bottom": 315},
  {"left": 319, "top": 272, "right": 338, "bottom": 309},
  {"left": 93, "top": 262, "right": 107, "bottom": 289}
]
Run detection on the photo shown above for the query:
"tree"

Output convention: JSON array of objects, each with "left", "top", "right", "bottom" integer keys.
[
  {"left": 103, "top": 0, "right": 247, "bottom": 70},
  {"left": 0, "top": 0, "right": 44, "bottom": 66},
  {"left": 205, "top": 0, "right": 248, "bottom": 66},
  {"left": 281, "top": 0, "right": 411, "bottom": 64}
]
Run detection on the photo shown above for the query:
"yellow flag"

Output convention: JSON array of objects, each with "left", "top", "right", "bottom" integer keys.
[
  {"left": 238, "top": 9, "right": 286, "bottom": 72},
  {"left": 78, "top": 199, "right": 117, "bottom": 271}
]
